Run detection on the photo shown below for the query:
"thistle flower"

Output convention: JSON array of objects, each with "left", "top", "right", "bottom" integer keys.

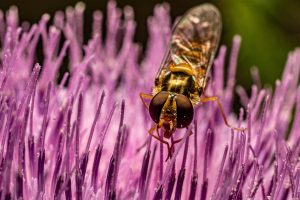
[{"left": 0, "top": 1, "right": 299, "bottom": 200}]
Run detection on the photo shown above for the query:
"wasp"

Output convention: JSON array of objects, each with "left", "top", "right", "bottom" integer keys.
[{"left": 140, "top": 4, "right": 241, "bottom": 160}]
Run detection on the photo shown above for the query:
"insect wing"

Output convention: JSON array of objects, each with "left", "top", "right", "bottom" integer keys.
[
  {"left": 171, "top": 4, "right": 221, "bottom": 85},
  {"left": 154, "top": 44, "right": 172, "bottom": 82}
]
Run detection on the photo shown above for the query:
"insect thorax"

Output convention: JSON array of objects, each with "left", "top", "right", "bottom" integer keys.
[{"left": 153, "top": 70, "right": 201, "bottom": 105}]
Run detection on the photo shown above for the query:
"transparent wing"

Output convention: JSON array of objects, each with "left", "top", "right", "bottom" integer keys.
[{"left": 155, "top": 4, "right": 221, "bottom": 88}]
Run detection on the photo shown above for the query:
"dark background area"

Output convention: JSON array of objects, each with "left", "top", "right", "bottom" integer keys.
[{"left": 0, "top": 0, "right": 300, "bottom": 90}]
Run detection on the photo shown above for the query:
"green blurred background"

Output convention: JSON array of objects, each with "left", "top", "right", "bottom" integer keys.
[{"left": 0, "top": 0, "right": 300, "bottom": 90}]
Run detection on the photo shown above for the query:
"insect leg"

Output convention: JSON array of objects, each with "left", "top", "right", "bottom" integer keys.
[
  {"left": 136, "top": 93, "right": 154, "bottom": 152},
  {"left": 139, "top": 93, "right": 153, "bottom": 110},
  {"left": 169, "top": 129, "right": 193, "bottom": 156},
  {"left": 136, "top": 140, "right": 148, "bottom": 153},
  {"left": 156, "top": 130, "right": 173, "bottom": 161},
  {"left": 200, "top": 96, "right": 245, "bottom": 131},
  {"left": 148, "top": 124, "right": 171, "bottom": 157},
  {"left": 148, "top": 120, "right": 176, "bottom": 161},
  {"left": 137, "top": 118, "right": 164, "bottom": 153}
]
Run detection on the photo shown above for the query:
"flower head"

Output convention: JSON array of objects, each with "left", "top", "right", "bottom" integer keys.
[{"left": 0, "top": 1, "right": 299, "bottom": 200}]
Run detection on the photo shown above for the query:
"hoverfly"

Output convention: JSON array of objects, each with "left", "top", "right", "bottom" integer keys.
[{"left": 140, "top": 4, "right": 241, "bottom": 159}]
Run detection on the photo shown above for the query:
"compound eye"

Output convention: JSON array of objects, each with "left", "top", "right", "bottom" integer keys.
[
  {"left": 149, "top": 91, "right": 169, "bottom": 123},
  {"left": 176, "top": 94, "right": 193, "bottom": 128}
]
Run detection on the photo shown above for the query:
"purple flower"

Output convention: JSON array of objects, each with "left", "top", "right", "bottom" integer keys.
[{"left": 0, "top": 1, "right": 299, "bottom": 199}]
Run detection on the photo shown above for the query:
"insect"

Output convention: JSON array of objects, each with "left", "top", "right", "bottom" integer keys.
[{"left": 140, "top": 4, "right": 241, "bottom": 160}]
